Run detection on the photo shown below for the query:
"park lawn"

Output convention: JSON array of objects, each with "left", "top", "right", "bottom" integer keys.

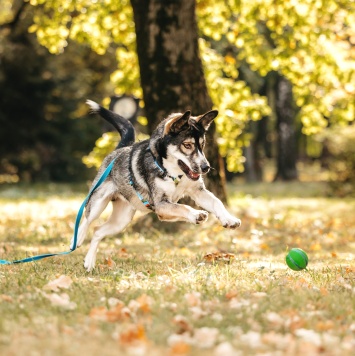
[{"left": 0, "top": 181, "right": 354, "bottom": 355}]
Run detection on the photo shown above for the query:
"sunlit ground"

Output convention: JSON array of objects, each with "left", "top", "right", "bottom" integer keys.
[{"left": 0, "top": 167, "right": 354, "bottom": 355}]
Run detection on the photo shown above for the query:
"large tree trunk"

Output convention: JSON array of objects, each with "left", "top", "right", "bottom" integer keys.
[
  {"left": 130, "top": 0, "right": 226, "bottom": 202},
  {"left": 274, "top": 75, "right": 298, "bottom": 181}
]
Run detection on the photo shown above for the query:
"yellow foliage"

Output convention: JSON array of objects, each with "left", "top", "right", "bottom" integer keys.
[{"left": 27, "top": 0, "right": 355, "bottom": 172}]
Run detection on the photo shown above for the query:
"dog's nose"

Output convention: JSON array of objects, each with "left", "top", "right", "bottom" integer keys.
[{"left": 201, "top": 163, "right": 210, "bottom": 174}]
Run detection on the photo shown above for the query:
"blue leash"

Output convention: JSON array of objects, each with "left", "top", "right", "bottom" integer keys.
[{"left": 0, "top": 158, "right": 116, "bottom": 265}]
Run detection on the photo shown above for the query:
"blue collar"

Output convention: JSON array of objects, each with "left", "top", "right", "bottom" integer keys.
[{"left": 147, "top": 148, "right": 182, "bottom": 185}]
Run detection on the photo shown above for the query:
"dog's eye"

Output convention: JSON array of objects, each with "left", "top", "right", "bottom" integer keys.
[{"left": 182, "top": 143, "right": 193, "bottom": 150}]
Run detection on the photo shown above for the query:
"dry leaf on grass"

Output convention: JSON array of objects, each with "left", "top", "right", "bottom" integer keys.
[
  {"left": 43, "top": 275, "right": 73, "bottom": 292},
  {"left": 89, "top": 300, "right": 131, "bottom": 322},
  {"left": 0, "top": 294, "right": 13, "bottom": 303},
  {"left": 214, "top": 342, "right": 237, "bottom": 356},
  {"left": 43, "top": 292, "right": 77, "bottom": 310},
  {"left": 105, "top": 255, "right": 116, "bottom": 267},
  {"left": 225, "top": 290, "right": 238, "bottom": 300},
  {"left": 172, "top": 315, "right": 192, "bottom": 334},
  {"left": 128, "top": 294, "right": 153, "bottom": 314},
  {"left": 170, "top": 341, "right": 190, "bottom": 355},
  {"left": 117, "top": 247, "right": 129, "bottom": 258},
  {"left": 203, "top": 252, "right": 235, "bottom": 263},
  {"left": 119, "top": 324, "right": 147, "bottom": 345},
  {"left": 193, "top": 327, "right": 219, "bottom": 348},
  {"left": 184, "top": 292, "right": 201, "bottom": 307},
  {"left": 90, "top": 294, "right": 151, "bottom": 323}
]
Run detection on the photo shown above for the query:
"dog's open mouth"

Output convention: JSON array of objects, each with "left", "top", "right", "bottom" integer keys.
[{"left": 178, "top": 160, "right": 200, "bottom": 181}]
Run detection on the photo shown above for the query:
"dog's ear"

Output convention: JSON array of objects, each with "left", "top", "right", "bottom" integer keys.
[
  {"left": 163, "top": 111, "right": 191, "bottom": 135},
  {"left": 194, "top": 110, "right": 218, "bottom": 131}
]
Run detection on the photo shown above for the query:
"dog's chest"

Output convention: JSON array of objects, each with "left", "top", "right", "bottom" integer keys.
[{"left": 156, "top": 176, "right": 195, "bottom": 203}]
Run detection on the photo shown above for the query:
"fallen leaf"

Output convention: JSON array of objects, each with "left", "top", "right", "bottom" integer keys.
[
  {"left": 107, "top": 302, "right": 130, "bottom": 322},
  {"left": 316, "top": 320, "right": 334, "bottom": 331},
  {"left": 0, "top": 294, "right": 13, "bottom": 303},
  {"left": 184, "top": 292, "right": 201, "bottom": 307},
  {"left": 214, "top": 342, "right": 237, "bottom": 356},
  {"left": 43, "top": 292, "right": 77, "bottom": 310},
  {"left": 320, "top": 287, "right": 328, "bottom": 296},
  {"left": 89, "top": 301, "right": 131, "bottom": 322},
  {"left": 260, "top": 243, "right": 270, "bottom": 250},
  {"left": 295, "top": 328, "right": 322, "bottom": 346},
  {"left": 225, "top": 290, "right": 238, "bottom": 300},
  {"left": 119, "top": 324, "right": 146, "bottom": 345},
  {"left": 170, "top": 341, "right": 190, "bottom": 355},
  {"left": 104, "top": 256, "right": 116, "bottom": 268},
  {"left": 262, "top": 332, "right": 294, "bottom": 350},
  {"left": 172, "top": 315, "right": 192, "bottom": 334},
  {"left": 167, "top": 333, "right": 193, "bottom": 347},
  {"left": 190, "top": 306, "right": 207, "bottom": 320},
  {"left": 265, "top": 312, "right": 284, "bottom": 326},
  {"left": 134, "top": 294, "right": 153, "bottom": 314},
  {"left": 193, "top": 327, "right": 219, "bottom": 348},
  {"left": 89, "top": 306, "right": 108, "bottom": 321},
  {"left": 43, "top": 275, "right": 73, "bottom": 292},
  {"left": 117, "top": 247, "right": 129, "bottom": 258},
  {"left": 239, "top": 331, "right": 262, "bottom": 348},
  {"left": 203, "top": 252, "right": 235, "bottom": 264}
]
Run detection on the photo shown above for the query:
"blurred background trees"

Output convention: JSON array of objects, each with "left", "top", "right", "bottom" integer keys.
[{"left": 0, "top": 0, "right": 354, "bottom": 195}]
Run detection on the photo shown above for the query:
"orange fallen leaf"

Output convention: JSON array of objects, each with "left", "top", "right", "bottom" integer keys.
[
  {"left": 203, "top": 252, "right": 235, "bottom": 263},
  {"left": 106, "top": 302, "right": 127, "bottom": 322},
  {"left": 0, "top": 294, "right": 13, "bottom": 303},
  {"left": 89, "top": 306, "right": 108, "bottom": 320},
  {"left": 170, "top": 342, "right": 190, "bottom": 355},
  {"left": 316, "top": 320, "right": 334, "bottom": 331},
  {"left": 117, "top": 248, "right": 129, "bottom": 258},
  {"left": 260, "top": 243, "right": 270, "bottom": 250},
  {"left": 320, "top": 287, "right": 328, "bottom": 296},
  {"left": 345, "top": 266, "right": 355, "bottom": 274},
  {"left": 89, "top": 300, "right": 130, "bottom": 322},
  {"left": 225, "top": 290, "right": 238, "bottom": 300},
  {"left": 104, "top": 256, "right": 116, "bottom": 268},
  {"left": 136, "top": 294, "right": 152, "bottom": 314},
  {"left": 119, "top": 324, "right": 146, "bottom": 345}
]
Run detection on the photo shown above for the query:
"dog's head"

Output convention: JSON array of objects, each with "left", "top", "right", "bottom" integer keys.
[{"left": 150, "top": 110, "right": 218, "bottom": 181}]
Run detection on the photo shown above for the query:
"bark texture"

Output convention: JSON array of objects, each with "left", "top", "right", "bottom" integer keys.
[
  {"left": 274, "top": 75, "right": 298, "bottom": 181},
  {"left": 131, "top": 0, "right": 226, "bottom": 201}
]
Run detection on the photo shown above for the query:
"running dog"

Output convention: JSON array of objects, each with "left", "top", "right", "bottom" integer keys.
[{"left": 77, "top": 100, "right": 241, "bottom": 271}]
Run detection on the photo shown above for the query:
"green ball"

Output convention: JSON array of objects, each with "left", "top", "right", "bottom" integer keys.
[{"left": 286, "top": 248, "right": 308, "bottom": 271}]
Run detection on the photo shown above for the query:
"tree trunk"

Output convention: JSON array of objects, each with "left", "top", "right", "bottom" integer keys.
[
  {"left": 274, "top": 75, "right": 298, "bottom": 181},
  {"left": 130, "top": 0, "right": 226, "bottom": 202}
]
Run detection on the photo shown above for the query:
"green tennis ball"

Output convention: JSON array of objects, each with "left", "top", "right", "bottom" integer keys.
[{"left": 286, "top": 248, "right": 308, "bottom": 271}]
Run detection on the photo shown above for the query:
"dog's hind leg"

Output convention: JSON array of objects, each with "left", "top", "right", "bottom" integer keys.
[
  {"left": 72, "top": 186, "right": 113, "bottom": 249},
  {"left": 84, "top": 197, "right": 135, "bottom": 272}
]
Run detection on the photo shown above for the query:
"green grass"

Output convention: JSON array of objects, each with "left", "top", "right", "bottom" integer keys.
[{"left": 0, "top": 181, "right": 354, "bottom": 355}]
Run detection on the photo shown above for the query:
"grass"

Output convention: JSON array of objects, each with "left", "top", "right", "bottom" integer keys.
[{"left": 0, "top": 180, "right": 354, "bottom": 355}]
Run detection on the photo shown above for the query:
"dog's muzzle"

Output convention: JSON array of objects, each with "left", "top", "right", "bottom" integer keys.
[{"left": 178, "top": 160, "right": 201, "bottom": 181}]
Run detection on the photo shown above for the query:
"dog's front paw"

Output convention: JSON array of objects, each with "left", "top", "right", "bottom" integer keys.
[
  {"left": 220, "top": 215, "right": 241, "bottom": 229},
  {"left": 190, "top": 210, "right": 209, "bottom": 225}
]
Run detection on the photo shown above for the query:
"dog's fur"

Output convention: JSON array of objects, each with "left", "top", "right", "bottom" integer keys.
[{"left": 76, "top": 100, "right": 241, "bottom": 271}]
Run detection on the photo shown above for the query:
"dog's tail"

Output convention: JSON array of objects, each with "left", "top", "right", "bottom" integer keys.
[{"left": 86, "top": 100, "right": 135, "bottom": 149}]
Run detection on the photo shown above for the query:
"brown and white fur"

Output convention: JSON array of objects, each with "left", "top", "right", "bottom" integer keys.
[{"left": 76, "top": 100, "right": 241, "bottom": 271}]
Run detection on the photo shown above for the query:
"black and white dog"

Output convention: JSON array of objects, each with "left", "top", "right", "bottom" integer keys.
[{"left": 77, "top": 100, "right": 241, "bottom": 271}]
